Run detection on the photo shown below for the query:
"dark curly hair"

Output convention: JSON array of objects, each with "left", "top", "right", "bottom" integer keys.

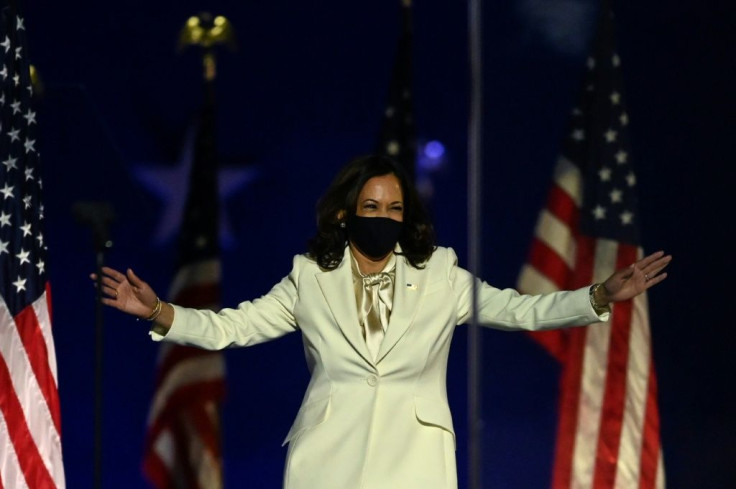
[{"left": 307, "top": 154, "right": 436, "bottom": 270}]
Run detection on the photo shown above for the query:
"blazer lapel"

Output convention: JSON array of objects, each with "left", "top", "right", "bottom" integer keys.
[
  {"left": 375, "top": 254, "right": 428, "bottom": 364},
  {"left": 315, "top": 247, "right": 375, "bottom": 367}
]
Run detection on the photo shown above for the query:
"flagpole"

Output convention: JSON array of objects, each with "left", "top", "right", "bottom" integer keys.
[
  {"left": 467, "top": 0, "right": 483, "bottom": 488},
  {"left": 141, "top": 14, "right": 234, "bottom": 489}
]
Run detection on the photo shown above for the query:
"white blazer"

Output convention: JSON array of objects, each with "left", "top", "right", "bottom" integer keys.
[{"left": 156, "top": 246, "right": 605, "bottom": 489}]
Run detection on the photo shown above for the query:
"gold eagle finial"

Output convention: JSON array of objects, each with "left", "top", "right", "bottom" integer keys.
[{"left": 178, "top": 13, "right": 237, "bottom": 80}]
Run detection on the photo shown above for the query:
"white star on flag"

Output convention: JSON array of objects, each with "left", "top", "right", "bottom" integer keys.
[
  {"left": 12, "top": 275, "right": 26, "bottom": 292},
  {"left": 16, "top": 247, "right": 30, "bottom": 265},
  {"left": 615, "top": 150, "right": 628, "bottom": 164},
  {"left": 1, "top": 183, "right": 13, "bottom": 199},
  {"left": 626, "top": 171, "right": 637, "bottom": 186},
  {"left": 591, "top": 205, "right": 607, "bottom": 220},
  {"left": 620, "top": 210, "right": 634, "bottom": 225},
  {"left": 2, "top": 156, "right": 17, "bottom": 170},
  {"left": 610, "top": 188, "right": 623, "bottom": 203}
]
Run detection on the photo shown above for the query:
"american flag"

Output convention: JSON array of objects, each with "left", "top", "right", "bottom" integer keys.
[
  {"left": 142, "top": 84, "right": 226, "bottom": 489},
  {"left": 0, "top": 5, "right": 65, "bottom": 489},
  {"left": 517, "top": 5, "right": 665, "bottom": 489},
  {"left": 376, "top": 0, "right": 416, "bottom": 178}
]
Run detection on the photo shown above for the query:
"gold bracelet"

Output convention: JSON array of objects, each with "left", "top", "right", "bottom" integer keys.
[
  {"left": 589, "top": 283, "right": 610, "bottom": 315},
  {"left": 145, "top": 297, "right": 163, "bottom": 321}
]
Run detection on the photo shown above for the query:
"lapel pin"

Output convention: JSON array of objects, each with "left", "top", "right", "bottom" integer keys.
[{"left": 406, "top": 283, "right": 417, "bottom": 290}]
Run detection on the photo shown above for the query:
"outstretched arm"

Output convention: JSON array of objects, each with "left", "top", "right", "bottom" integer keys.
[
  {"left": 91, "top": 267, "right": 174, "bottom": 331},
  {"left": 594, "top": 250, "right": 672, "bottom": 306}
]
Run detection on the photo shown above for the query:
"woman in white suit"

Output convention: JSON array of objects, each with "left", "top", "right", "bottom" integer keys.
[{"left": 97, "top": 155, "right": 670, "bottom": 489}]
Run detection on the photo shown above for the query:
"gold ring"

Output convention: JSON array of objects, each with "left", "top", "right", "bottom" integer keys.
[
  {"left": 644, "top": 274, "right": 649, "bottom": 281},
  {"left": 114, "top": 290, "right": 118, "bottom": 298}
]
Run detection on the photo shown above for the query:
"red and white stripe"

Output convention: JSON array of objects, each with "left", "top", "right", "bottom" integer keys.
[
  {"left": 518, "top": 158, "right": 665, "bottom": 489},
  {"left": 0, "top": 286, "right": 65, "bottom": 489},
  {"left": 143, "top": 259, "right": 225, "bottom": 489}
]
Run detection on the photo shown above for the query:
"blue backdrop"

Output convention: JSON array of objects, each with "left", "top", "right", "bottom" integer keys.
[{"left": 22, "top": 0, "right": 735, "bottom": 487}]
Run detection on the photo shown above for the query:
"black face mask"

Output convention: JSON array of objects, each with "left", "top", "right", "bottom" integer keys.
[{"left": 346, "top": 215, "right": 403, "bottom": 259}]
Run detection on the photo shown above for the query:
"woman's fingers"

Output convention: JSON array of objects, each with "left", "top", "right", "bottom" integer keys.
[
  {"left": 636, "top": 251, "right": 664, "bottom": 269},
  {"left": 99, "top": 276, "right": 119, "bottom": 290},
  {"left": 126, "top": 268, "right": 145, "bottom": 288},
  {"left": 645, "top": 272, "right": 667, "bottom": 288},
  {"left": 640, "top": 254, "right": 672, "bottom": 283},
  {"left": 90, "top": 274, "right": 119, "bottom": 297},
  {"left": 101, "top": 266, "right": 126, "bottom": 282}
]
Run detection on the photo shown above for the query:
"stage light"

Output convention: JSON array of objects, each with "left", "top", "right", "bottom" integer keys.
[
  {"left": 418, "top": 140, "right": 446, "bottom": 173},
  {"left": 424, "top": 140, "right": 445, "bottom": 159}
]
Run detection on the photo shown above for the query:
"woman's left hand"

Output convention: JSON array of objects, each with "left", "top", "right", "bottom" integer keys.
[{"left": 599, "top": 251, "right": 672, "bottom": 304}]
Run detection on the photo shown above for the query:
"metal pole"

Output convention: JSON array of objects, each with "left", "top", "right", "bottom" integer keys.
[
  {"left": 467, "top": 0, "right": 483, "bottom": 487},
  {"left": 72, "top": 201, "right": 114, "bottom": 489},
  {"left": 94, "top": 250, "right": 105, "bottom": 489}
]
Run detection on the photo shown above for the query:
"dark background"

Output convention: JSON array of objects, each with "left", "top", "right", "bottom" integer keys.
[{"left": 20, "top": 0, "right": 735, "bottom": 487}]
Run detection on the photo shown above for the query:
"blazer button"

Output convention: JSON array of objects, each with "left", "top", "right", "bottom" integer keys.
[{"left": 366, "top": 375, "right": 378, "bottom": 387}]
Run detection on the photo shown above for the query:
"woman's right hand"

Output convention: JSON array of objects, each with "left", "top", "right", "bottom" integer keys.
[{"left": 90, "top": 267, "right": 158, "bottom": 319}]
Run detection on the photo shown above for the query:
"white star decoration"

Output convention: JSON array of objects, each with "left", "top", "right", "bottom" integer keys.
[
  {"left": 16, "top": 248, "right": 30, "bottom": 265},
  {"left": 620, "top": 211, "right": 634, "bottom": 225},
  {"left": 13, "top": 276, "right": 26, "bottom": 292},
  {"left": 0, "top": 211, "right": 10, "bottom": 227},
  {"left": 0, "top": 239, "right": 8, "bottom": 255},
  {"left": 626, "top": 172, "right": 637, "bottom": 187},
  {"left": 604, "top": 129, "right": 617, "bottom": 143},
  {"left": 2, "top": 156, "right": 17, "bottom": 171},
  {"left": 609, "top": 188, "right": 623, "bottom": 203},
  {"left": 615, "top": 150, "right": 628, "bottom": 164},
  {"left": 592, "top": 205, "right": 606, "bottom": 220},
  {"left": 1, "top": 184, "right": 13, "bottom": 200},
  {"left": 598, "top": 167, "right": 612, "bottom": 182},
  {"left": 23, "top": 109, "right": 35, "bottom": 125},
  {"left": 571, "top": 129, "right": 585, "bottom": 141}
]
